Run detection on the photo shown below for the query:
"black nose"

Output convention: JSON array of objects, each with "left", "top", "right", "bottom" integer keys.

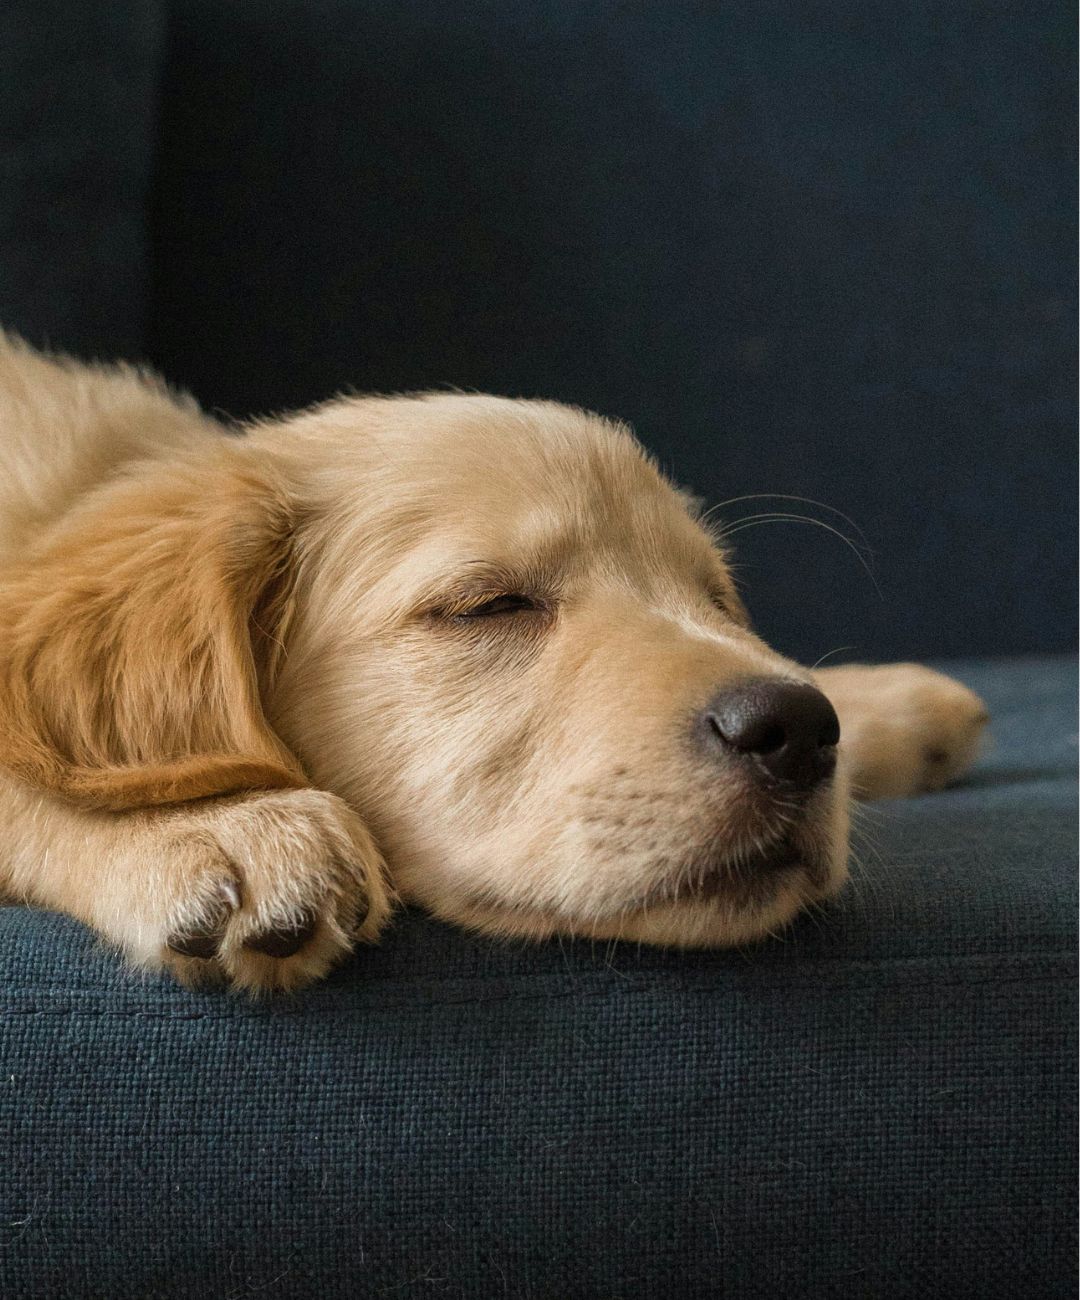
[{"left": 696, "top": 678, "right": 840, "bottom": 790}]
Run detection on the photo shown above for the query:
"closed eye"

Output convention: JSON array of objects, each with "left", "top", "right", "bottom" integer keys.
[{"left": 455, "top": 593, "right": 540, "bottom": 619}]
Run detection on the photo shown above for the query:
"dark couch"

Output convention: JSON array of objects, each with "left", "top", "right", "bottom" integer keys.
[{"left": 2, "top": 3, "right": 1076, "bottom": 1297}]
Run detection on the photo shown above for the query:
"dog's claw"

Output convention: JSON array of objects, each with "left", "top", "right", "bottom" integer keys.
[
  {"left": 243, "top": 909, "right": 318, "bottom": 958},
  {"left": 216, "top": 878, "right": 241, "bottom": 910},
  {"left": 166, "top": 928, "right": 224, "bottom": 960},
  {"left": 347, "top": 893, "right": 370, "bottom": 936},
  {"left": 166, "top": 882, "right": 238, "bottom": 959}
]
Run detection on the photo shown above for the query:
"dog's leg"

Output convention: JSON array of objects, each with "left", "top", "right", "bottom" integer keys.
[
  {"left": 813, "top": 663, "right": 989, "bottom": 800},
  {"left": 0, "top": 776, "right": 392, "bottom": 992}
]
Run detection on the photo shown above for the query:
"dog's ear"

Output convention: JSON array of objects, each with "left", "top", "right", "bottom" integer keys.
[{"left": 0, "top": 454, "right": 309, "bottom": 811}]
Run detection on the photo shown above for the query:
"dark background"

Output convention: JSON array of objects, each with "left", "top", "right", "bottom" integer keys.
[{"left": 2, "top": 1, "right": 1075, "bottom": 663}]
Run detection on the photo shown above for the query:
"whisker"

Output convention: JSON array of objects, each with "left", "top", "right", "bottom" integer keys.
[
  {"left": 700, "top": 492, "right": 873, "bottom": 553},
  {"left": 715, "top": 512, "right": 883, "bottom": 599},
  {"left": 810, "top": 645, "right": 858, "bottom": 670}
]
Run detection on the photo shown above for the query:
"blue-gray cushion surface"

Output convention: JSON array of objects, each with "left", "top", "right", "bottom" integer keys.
[
  {"left": 0, "top": 0, "right": 163, "bottom": 361},
  {"left": 2, "top": 655, "right": 1075, "bottom": 1298},
  {"left": 141, "top": 0, "right": 1076, "bottom": 662},
  {"left": 0, "top": 2, "right": 1072, "bottom": 662}
]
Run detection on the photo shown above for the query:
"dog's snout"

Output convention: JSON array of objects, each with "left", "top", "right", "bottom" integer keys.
[{"left": 696, "top": 678, "right": 840, "bottom": 790}]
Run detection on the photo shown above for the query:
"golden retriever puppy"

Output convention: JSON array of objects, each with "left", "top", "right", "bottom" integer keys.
[{"left": 0, "top": 334, "right": 988, "bottom": 992}]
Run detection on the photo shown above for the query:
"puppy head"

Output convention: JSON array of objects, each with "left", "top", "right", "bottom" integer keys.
[
  {"left": 263, "top": 394, "right": 851, "bottom": 946},
  {"left": 0, "top": 390, "right": 849, "bottom": 949}
]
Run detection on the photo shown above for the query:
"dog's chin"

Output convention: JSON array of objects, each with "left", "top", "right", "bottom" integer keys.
[
  {"left": 593, "top": 850, "right": 845, "bottom": 948},
  {"left": 418, "top": 844, "right": 846, "bottom": 951}
]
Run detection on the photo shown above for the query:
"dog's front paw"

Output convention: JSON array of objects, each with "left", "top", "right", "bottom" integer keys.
[
  {"left": 138, "top": 789, "right": 392, "bottom": 992},
  {"left": 823, "top": 664, "right": 990, "bottom": 800}
]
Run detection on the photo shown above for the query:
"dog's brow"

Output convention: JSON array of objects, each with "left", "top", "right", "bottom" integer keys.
[{"left": 409, "top": 558, "right": 553, "bottom": 609}]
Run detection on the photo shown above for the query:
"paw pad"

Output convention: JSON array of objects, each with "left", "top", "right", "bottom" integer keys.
[
  {"left": 165, "top": 879, "right": 239, "bottom": 960},
  {"left": 243, "top": 908, "right": 319, "bottom": 958}
]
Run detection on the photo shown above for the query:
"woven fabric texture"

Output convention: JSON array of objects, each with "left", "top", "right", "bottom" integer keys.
[
  {"left": 2, "top": 656, "right": 1076, "bottom": 1298},
  {"left": 0, "top": 1, "right": 1074, "bottom": 660},
  {"left": 0, "top": 0, "right": 163, "bottom": 360},
  {"left": 145, "top": 0, "right": 1076, "bottom": 660}
]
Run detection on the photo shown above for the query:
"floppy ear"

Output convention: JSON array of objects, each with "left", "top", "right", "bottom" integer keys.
[{"left": 0, "top": 453, "right": 309, "bottom": 811}]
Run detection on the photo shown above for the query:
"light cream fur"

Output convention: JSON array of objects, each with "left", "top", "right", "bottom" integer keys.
[{"left": 0, "top": 334, "right": 989, "bottom": 991}]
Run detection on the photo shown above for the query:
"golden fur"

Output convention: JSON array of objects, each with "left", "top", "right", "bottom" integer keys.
[{"left": 0, "top": 335, "right": 989, "bottom": 991}]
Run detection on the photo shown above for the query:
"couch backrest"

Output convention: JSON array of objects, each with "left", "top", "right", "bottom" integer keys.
[{"left": 3, "top": 2, "right": 1075, "bottom": 660}]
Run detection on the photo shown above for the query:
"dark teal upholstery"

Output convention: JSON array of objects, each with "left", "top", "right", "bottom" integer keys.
[
  {"left": 0, "top": 0, "right": 162, "bottom": 359},
  {"left": 5, "top": 1, "right": 1074, "bottom": 660},
  {"left": 152, "top": 0, "right": 1076, "bottom": 661},
  {"left": 0, "top": 3, "right": 1076, "bottom": 1296},
  {"left": 2, "top": 659, "right": 1077, "bottom": 1297}
]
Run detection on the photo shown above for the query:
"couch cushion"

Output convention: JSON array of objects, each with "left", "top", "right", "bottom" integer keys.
[
  {"left": 0, "top": 0, "right": 163, "bottom": 361},
  {"left": 1, "top": 656, "right": 1076, "bottom": 1298},
  {"left": 144, "top": 1, "right": 1076, "bottom": 662}
]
